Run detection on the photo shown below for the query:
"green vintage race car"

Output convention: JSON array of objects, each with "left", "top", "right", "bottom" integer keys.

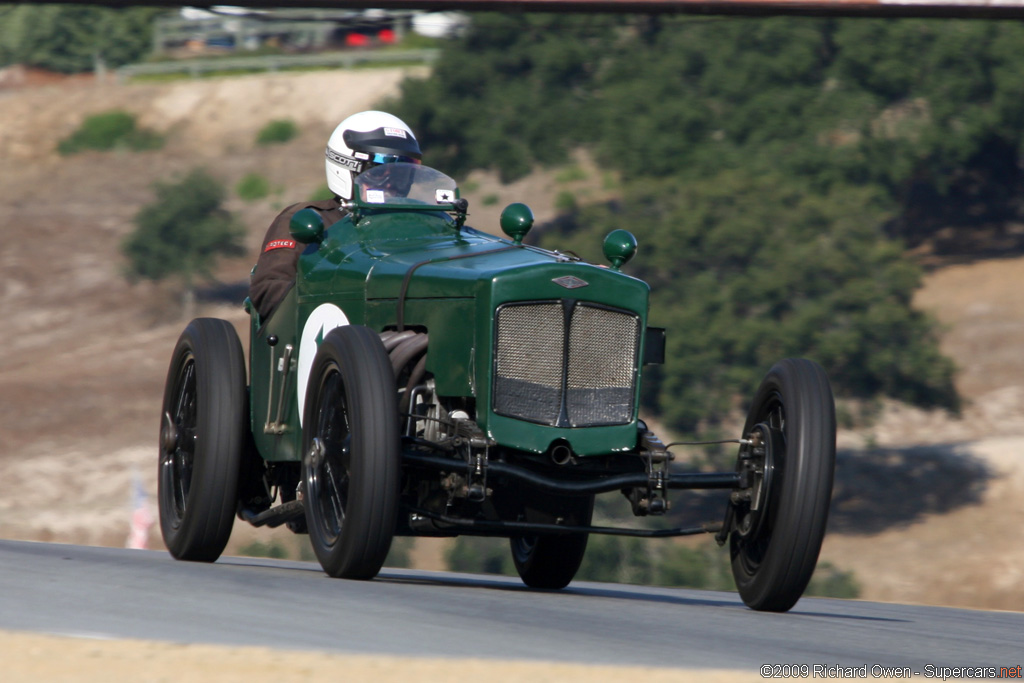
[{"left": 158, "top": 163, "right": 836, "bottom": 612}]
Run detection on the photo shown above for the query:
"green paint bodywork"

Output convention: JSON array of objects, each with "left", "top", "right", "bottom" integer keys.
[{"left": 248, "top": 175, "right": 652, "bottom": 464}]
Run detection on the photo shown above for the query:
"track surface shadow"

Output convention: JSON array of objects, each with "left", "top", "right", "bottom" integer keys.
[{"left": 374, "top": 568, "right": 907, "bottom": 622}]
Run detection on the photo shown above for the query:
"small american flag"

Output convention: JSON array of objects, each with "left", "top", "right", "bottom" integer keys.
[{"left": 126, "top": 471, "right": 154, "bottom": 550}]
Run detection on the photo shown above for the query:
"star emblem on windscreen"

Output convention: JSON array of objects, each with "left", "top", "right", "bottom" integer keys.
[{"left": 436, "top": 189, "right": 455, "bottom": 203}]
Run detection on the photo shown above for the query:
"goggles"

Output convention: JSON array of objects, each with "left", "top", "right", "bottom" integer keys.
[{"left": 370, "top": 153, "right": 421, "bottom": 165}]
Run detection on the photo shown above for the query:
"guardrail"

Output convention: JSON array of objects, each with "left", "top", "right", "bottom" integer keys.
[{"left": 117, "top": 49, "right": 439, "bottom": 80}]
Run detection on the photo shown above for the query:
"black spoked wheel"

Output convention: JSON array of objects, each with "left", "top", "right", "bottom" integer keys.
[
  {"left": 158, "top": 318, "right": 247, "bottom": 562},
  {"left": 510, "top": 494, "right": 595, "bottom": 589},
  {"left": 729, "top": 358, "right": 836, "bottom": 612},
  {"left": 302, "top": 325, "right": 400, "bottom": 579}
]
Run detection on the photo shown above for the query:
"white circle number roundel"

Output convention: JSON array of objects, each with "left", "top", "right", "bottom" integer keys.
[{"left": 296, "top": 303, "right": 350, "bottom": 426}]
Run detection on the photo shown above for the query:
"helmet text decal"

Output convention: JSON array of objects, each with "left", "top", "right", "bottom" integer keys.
[{"left": 325, "top": 146, "right": 362, "bottom": 171}]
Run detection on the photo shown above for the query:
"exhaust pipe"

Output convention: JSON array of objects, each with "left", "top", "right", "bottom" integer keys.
[{"left": 549, "top": 442, "right": 574, "bottom": 466}]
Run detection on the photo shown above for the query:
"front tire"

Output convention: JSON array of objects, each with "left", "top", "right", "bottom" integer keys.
[
  {"left": 510, "top": 494, "right": 595, "bottom": 589},
  {"left": 730, "top": 358, "right": 836, "bottom": 612},
  {"left": 158, "top": 318, "right": 247, "bottom": 562},
  {"left": 302, "top": 325, "right": 400, "bottom": 579}
]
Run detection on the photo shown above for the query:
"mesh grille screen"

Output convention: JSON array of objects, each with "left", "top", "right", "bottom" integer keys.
[
  {"left": 493, "top": 301, "right": 639, "bottom": 427},
  {"left": 494, "top": 303, "right": 564, "bottom": 425},
  {"left": 567, "top": 305, "right": 639, "bottom": 426}
]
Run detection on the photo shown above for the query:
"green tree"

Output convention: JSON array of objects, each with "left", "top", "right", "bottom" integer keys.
[
  {"left": 387, "top": 13, "right": 613, "bottom": 182},
  {"left": 0, "top": 4, "right": 162, "bottom": 73},
  {"left": 391, "top": 14, "right": 978, "bottom": 435},
  {"left": 395, "top": 15, "right": 1024, "bottom": 251},
  {"left": 122, "top": 169, "right": 245, "bottom": 316},
  {"left": 542, "top": 171, "right": 958, "bottom": 432}
]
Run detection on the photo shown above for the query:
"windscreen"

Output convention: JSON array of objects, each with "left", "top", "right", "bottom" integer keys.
[{"left": 354, "top": 163, "right": 459, "bottom": 208}]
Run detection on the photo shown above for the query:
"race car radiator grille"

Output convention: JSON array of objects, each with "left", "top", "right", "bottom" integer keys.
[
  {"left": 493, "top": 301, "right": 640, "bottom": 427},
  {"left": 566, "top": 304, "right": 639, "bottom": 426},
  {"left": 493, "top": 303, "right": 566, "bottom": 425}
]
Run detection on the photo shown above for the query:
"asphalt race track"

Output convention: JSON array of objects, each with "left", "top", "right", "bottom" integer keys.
[{"left": 0, "top": 539, "right": 1020, "bottom": 673}]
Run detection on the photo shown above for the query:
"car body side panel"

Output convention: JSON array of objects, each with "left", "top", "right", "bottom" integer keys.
[
  {"left": 250, "top": 211, "right": 652, "bottom": 461},
  {"left": 249, "top": 287, "right": 300, "bottom": 463}
]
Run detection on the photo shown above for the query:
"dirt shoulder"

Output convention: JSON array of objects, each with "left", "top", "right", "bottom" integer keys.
[
  {"left": 815, "top": 256, "right": 1024, "bottom": 611},
  {"left": 0, "top": 630, "right": 759, "bottom": 683}
]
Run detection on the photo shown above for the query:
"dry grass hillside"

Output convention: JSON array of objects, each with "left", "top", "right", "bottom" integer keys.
[{"left": 1, "top": 69, "right": 1023, "bottom": 612}]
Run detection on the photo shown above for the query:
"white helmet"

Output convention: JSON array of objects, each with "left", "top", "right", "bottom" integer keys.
[{"left": 325, "top": 110, "right": 421, "bottom": 200}]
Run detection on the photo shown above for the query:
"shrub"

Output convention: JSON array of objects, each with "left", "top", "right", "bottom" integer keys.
[
  {"left": 805, "top": 561, "right": 861, "bottom": 599},
  {"left": 576, "top": 536, "right": 735, "bottom": 590},
  {"left": 445, "top": 523, "right": 860, "bottom": 599},
  {"left": 236, "top": 172, "right": 271, "bottom": 200},
  {"left": 554, "top": 190, "right": 577, "bottom": 213},
  {"left": 237, "top": 540, "right": 288, "bottom": 559},
  {"left": 256, "top": 119, "right": 299, "bottom": 146},
  {"left": 555, "top": 164, "right": 587, "bottom": 183},
  {"left": 384, "top": 537, "right": 413, "bottom": 569},
  {"left": 57, "top": 110, "right": 163, "bottom": 155},
  {"left": 446, "top": 536, "right": 513, "bottom": 575}
]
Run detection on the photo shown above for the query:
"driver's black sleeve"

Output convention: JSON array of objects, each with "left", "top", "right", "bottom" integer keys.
[{"left": 249, "top": 198, "right": 345, "bottom": 320}]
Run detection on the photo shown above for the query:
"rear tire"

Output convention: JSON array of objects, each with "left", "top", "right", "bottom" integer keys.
[
  {"left": 510, "top": 494, "right": 594, "bottom": 589},
  {"left": 158, "top": 318, "right": 247, "bottom": 562},
  {"left": 302, "top": 325, "right": 400, "bottom": 579},
  {"left": 730, "top": 358, "right": 836, "bottom": 612}
]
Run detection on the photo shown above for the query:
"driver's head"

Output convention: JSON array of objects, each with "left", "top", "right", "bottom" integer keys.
[
  {"left": 324, "top": 111, "right": 421, "bottom": 200},
  {"left": 362, "top": 162, "right": 419, "bottom": 199}
]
